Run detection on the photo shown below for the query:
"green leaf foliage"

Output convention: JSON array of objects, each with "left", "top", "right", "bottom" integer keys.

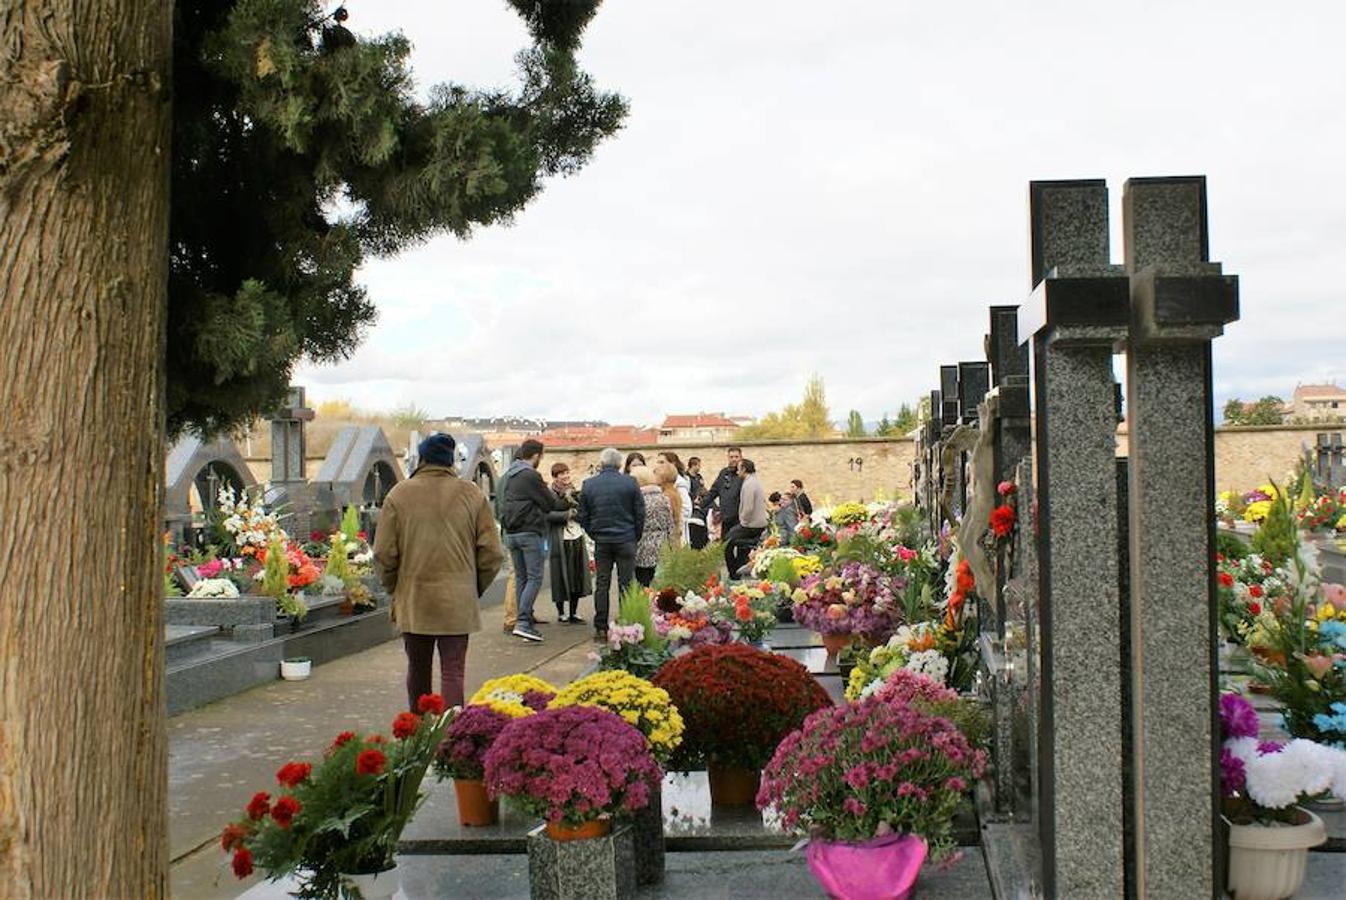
[
  {"left": 652, "top": 542, "right": 724, "bottom": 595},
  {"left": 170, "top": 1, "right": 626, "bottom": 435}
]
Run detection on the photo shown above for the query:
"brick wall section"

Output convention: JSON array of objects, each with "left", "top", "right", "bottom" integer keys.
[{"left": 239, "top": 425, "right": 1334, "bottom": 507}]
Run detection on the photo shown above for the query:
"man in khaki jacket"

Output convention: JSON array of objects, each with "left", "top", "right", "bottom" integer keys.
[{"left": 374, "top": 433, "right": 503, "bottom": 710}]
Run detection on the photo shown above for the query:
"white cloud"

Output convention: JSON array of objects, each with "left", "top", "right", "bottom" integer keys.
[{"left": 297, "top": 0, "right": 1346, "bottom": 421}]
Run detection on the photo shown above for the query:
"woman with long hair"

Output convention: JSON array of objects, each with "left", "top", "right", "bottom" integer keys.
[
  {"left": 630, "top": 465, "right": 675, "bottom": 586},
  {"left": 656, "top": 451, "right": 693, "bottom": 545},
  {"left": 623, "top": 451, "right": 646, "bottom": 474}
]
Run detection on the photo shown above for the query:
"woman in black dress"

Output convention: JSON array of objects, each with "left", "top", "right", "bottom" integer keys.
[{"left": 547, "top": 463, "right": 592, "bottom": 623}]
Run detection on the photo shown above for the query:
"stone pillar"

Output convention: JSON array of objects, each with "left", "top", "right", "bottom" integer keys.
[
  {"left": 1122, "top": 176, "right": 1239, "bottom": 899},
  {"left": 990, "top": 305, "right": 1031, "bottom": 488},
  {"left": 1019, "top": 179, "right": 1131, "bottom": 898}
]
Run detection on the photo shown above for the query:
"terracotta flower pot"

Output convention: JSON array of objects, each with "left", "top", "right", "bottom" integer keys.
[
  {"left": 1226, "top": 807, "right": 1326, "bottom": 900},
  {"left": 453, "top": 778, "right": 499, "bottom": 827},
  {"left": 821, "top": 633, "right": 851, "bottom": 657},
  {"left": 707, "top": 764, "right": 761, "bottom": 807},
  {"left": 545, "top": 818, "right": 612, "bottom": 842}
]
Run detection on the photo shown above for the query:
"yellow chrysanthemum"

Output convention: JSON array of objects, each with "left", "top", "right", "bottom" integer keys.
[
  {"left": 792, "top": 555, "right": 823, "bottom": 578},
  {"left": 830, "top": 502, "right": 869, "bottom": 527},
  {"left": 549, "top": 670, "right": 684, "bottom": 760},
  {"left": 468, "top": 673, "right": 558, "bottom": 718}
]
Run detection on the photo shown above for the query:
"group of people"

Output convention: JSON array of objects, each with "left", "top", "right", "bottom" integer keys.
[{"left": 372, "top": 433, "right": 814, "bottom": 711}]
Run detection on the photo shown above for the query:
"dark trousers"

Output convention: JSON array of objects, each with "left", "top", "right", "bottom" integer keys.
[
  {"left": 593, "top": 541, "right": 636, "bottom": 631},
  {"left": 688, "top": 522, "right": 709, "bottom": 550},
  {"left": 635, "top": 566, "right": 656, "bottom": 587},
  {"left": 724, "top": 524, "right": 765, "bottom": 576},
  {"left": 402, "top": 633, "right": 468, "bottom": 711}
]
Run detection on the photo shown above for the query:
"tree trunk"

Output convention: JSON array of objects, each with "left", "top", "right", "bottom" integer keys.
[{"left": 0, "top": 3, "right": 171, "bottom": 897}]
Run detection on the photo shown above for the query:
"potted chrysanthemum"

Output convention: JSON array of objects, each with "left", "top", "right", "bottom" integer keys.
[
  {"left": 220, "top": 694, "right": 451, "bottom": 899},
  {"left": 549, "top": 671, "right": 685, "bottom": 884},
  {"left": 433, "top": 703, "right": 512, "bottom": 826},
  {"left": 757, "top": 671, "right": 986, "bottom": 900},
  {"left": 1219, "top": 692, "right": 1346, "bottom": 900},
  {"left": 652, "top": 643, "right": 831, "bottom": 805},
  {"left": 483, "top": 705, "right": 662, "bottom": 840}
]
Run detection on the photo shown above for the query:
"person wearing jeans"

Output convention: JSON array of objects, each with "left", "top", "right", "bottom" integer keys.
[
  {"left": 501, "top": 439, "right": 566, "bottom": 642},
  {"left": 373, "top": 433, "right": 503, "bottom": 710},
  {"left": 724, "top": 458, "right": 768, "bottom": 576},
  {"left": 578, "top": 447, "right": 645, "bottom": 640}
]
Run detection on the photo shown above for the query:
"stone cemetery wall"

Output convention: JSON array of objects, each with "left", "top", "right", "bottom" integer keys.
[
  {"left": 1211, "top": 424, "right": 1339, "bottom": 491},
  {"left": 246, "top": 437, "right": 920, "bottom": 506}
]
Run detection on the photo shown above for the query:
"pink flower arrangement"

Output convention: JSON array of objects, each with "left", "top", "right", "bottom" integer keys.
[
  {"left": 483, "top": 706, "right": 662, "bottom": 827},
  {"left": 435, "top": 704, "right": 511, "bottom": 781},
  {"left": 793, "top": 562, "right": 901, "bottom": 641},
  {"left": 756, "top": 674, "right": 986, "bottom": 861}
]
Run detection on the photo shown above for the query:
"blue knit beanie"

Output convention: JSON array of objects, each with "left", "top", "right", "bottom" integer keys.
[{"left": 418, "top": 433, "right": 457, "bottom": 468}]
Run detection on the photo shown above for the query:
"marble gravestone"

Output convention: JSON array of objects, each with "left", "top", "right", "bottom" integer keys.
[{"left": 164, "top": 433, "right": 257, "bottom": 546}]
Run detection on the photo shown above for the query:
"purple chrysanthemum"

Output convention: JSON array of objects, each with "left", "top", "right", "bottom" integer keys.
[
  {"left": 1219, "top": 693, "right": 1259, "bottom": 740},
  {"left": 1219, "top": 747, "right": 1246, "bottom": 796}
]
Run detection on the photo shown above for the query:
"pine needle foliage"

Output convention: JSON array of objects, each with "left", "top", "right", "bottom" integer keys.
[
  {"left": 169, "top": 1, "right": 626, "bottom": 435},
  {"left": 652, "top": 542, "right": 724, "bottom": 595}
]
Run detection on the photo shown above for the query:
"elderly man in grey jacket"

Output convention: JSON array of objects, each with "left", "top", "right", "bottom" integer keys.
[{"left": 723, "top": 458, "right": 768, "bottom": 576}]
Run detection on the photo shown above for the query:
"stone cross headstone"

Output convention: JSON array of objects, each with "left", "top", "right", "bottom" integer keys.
[
  {"left": 268, "top": 386, "right": 316, "bottom": 537},
  {"left": 1316, "top": 432, "right": 1345, "bottom": 488},
  {"left": 1018, "top": 178, "right": 1131, "bottom": 898},
  {"left": 1122, "top": 175, "right": 1238, "bottom": 898}
]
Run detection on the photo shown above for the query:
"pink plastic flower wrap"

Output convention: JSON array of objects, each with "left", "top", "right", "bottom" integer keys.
[{"left": 806, "top": 832, "right": 927, "bottom": 900}]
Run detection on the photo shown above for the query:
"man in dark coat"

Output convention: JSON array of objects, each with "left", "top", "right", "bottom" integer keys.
[
  {"left": 577, "top": 447, "right": 644, "bottom": 640},
  {"left": 702, "top": 446, "right": 744, "bottom": 538},
  {"left": 501, "top": 439, "right": 566, "bottom": 642}
]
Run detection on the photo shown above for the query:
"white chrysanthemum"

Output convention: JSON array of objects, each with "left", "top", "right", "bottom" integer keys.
[
  {"left": 187, "top": 578, "right": 240, "bottom": 599},
  {"left": 858, "top": 677, "right": 886, "bottom": 699},
  {"left": 904, "top": 649, "right": 949, "bottom": 684}
]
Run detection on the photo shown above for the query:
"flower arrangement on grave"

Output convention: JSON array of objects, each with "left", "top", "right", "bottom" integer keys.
[
  {"left": 1219, "top": 692, "right": 1346, "bottom": 823},
  {"left": 338, "top": 505, "right": 375, "bottom": 573},
  {"left": 259, "top": 535, "right": 308, "bottom": 621},
  {"left": 989, "top": 480, "right": 1018, "bottom": 543},
  {"left": 717, "top": 582, "right": 779, "bottom": 644},
  {"left": 792, "top": 562, "right": 901, "bottom": 642},
  {"left": 467, "top": 673, "right": 556, "bottom": 718},
  {"left": 750, "top": 546, "right": 803, "bottom": 579},
  {"left": 1298, "top": 488, "right": 1346, "bottom": 534},
  {"left": 756, "top": 671, "right": 987, "bottom": 867},
  {"left": 829, "top": 501, "right": 870, "bottom": 528},
  {"left": 483, "top": 706, "right": 662, "bottom": 829},
  {"left": 650, "top": 541, "right": 724, "bottom": 594},
  {"left": 594, "top": 582, "right": 673, "bottom": 678},
  {"left": 434, "top": 703, "right": 512, "bottom": 781},
  {"left": 790, "top": 521, "right": 837, "bottom": 559},
  {"left": 1217, "top": 552, "right": 1287, "bottom": 646},
  {"left": 1246, "top": 542, "right": 1346, "bottom": 742},
  {"left": 652, "top": 643, "right": 831, "bottom": 772},
  {"left": 187, "top": 578, "right": 241, "bottom": 599},
  {"left": 845, "top": 621, "right": 950, "bottom": 700},
  {"left": 651, "top": 588, "right": 734, "bottom": 649},
  {"left": 215, "top": 483, "right": 287, "bottom": 557},
  {"left": 549, "top": 670, "right": 685, "bottom": 764},
  {"left": 1242, "top": 484, "right": 1280, "bottom": 524},
  {"left": 220, "top": 694, "right": 451, "bottom": 897}
]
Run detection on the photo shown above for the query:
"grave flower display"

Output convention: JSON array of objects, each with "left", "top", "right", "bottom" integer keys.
[
  {"left": 792, "top": 562, "right": 901, "bottom": 645},
  {"left": 220, "top": 694, "right": 451, "bottom": 898},
  {"left": 650, "top": 589, "right": 734, "bottom": 650},
  {"left": 483, "top": 705, "right": 662, "bottom": 838},
  {"left": 434, "top": 703, "right": 511, "bottom": 827},
  {"left": 845, "top": 621, "right": 952, "bottom": 700},
  {"left": 1220, "top": 691, "right": 1346, "bottom": 899},
  {"left": 215, "top": 483, "right": 286, "bottom": 557},
  {"left": 652, "top": 643, "right": 831, "bottom": 804},
  {"left": 757, "top": 672, "right": 987, "bottom": 881},
  {"left": 467, "top": 673, "right": 556, "bottom": 718},
  {"left": 186, "top": 578, "right": 240, "bottom": 599},
  {"left": 1216, "top": 552, "right": 1287, "bottom": 646},
  {"left": 715, "top": 582, "right": 778, "bottom": 645},
  {"left": 549, "top": 670, "right": 684, "bottom": 764}
]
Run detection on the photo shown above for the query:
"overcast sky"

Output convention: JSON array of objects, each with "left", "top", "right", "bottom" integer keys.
[{"left": 295, "top": 0, "right": 1346, "bottom": 425}]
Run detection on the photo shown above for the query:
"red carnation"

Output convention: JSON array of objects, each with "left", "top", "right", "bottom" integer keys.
[
  {"left": 270, "top": 795, "right": 301, "bottom": 828},
  {"left": 275, "top": 761, "right": 311, "bottom": 787},
  {"left": 1249, "top": 584, "right": 1264, "bottom": 598},
  {"left": 820, "top": 533, "right": 831, "bottom": 543},
  {"left": 356, "top": 748, "right": 386, "bottom": 775},
  {"left": 417, "top": 693, "right": 446, "bottom": 715},
  {"left": 245, "top": 791, "right": 270, "bottom": 821},
  {"left": 1218, "top": 572, "right": 1235, "bottom": 588},
  {"left": 330, "top": 731, "right": 356, "bottom": 751},
  {"left": 955, "top": 561, "right": 976, "bottom": 594},
  {"left": 231, "top": 846, "right": 254, "bottom": 878},
  {"left": 392, "top": 712, "right": 421, "bottom": 740},
  {"left": 990, "top": 504, "right": 1016, "bottom": 538},
  {"left": 220, "top": 823, "right": 248, "bottom": 852},
  {"left": 997, "top": 481, "right": 1016, "bottom": 497},
  {"left": 1248, "top": 602, "right": 1261, "bottom": 616},
  {"left": 309, "top": 530, "right": 326, "bottom": 542}
]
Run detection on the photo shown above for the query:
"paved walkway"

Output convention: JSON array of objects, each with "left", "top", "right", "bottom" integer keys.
[{"left": 170, "top": 585, "right": 599, "bottom": 899}]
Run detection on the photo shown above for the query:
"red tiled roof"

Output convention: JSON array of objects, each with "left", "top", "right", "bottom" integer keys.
[
  {"left": 1294, "top": 384, "right": 1346, "bottom": 398},
  {"left": 660, "top": 413, "right": 740, "bottom": 429},
  {"left": 543, "top": 426, "right": 660, "bottom": 448}
]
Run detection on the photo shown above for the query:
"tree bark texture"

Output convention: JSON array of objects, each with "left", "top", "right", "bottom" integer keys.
[{"left": 0, "top": 2, "right": 171, "bottom": 897}]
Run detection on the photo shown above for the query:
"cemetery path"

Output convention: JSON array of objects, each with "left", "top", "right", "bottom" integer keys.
[{"left": 169, "top": 580, "right": 599, "bottom": 899}]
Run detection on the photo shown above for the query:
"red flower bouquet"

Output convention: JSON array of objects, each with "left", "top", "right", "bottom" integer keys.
[
  {"left": 652, "top": 643, "right": 831, "bottom": 770},
  {"left": 757, "top": 674, "right": 986, "bottom": 860},
  {"left": 219, "top": 695, "right": 451, "bottom": 897},
  {"left": 483, "top": 706, "right": 662, "bottom": 827}
]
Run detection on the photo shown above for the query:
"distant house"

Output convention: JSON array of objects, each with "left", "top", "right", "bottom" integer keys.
[
  {"left": 1289, "top": 384, "right": 1346, "bottom": 422},
  {"left": 659, "top": 413, "right": 743, "bottom": 444}
]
